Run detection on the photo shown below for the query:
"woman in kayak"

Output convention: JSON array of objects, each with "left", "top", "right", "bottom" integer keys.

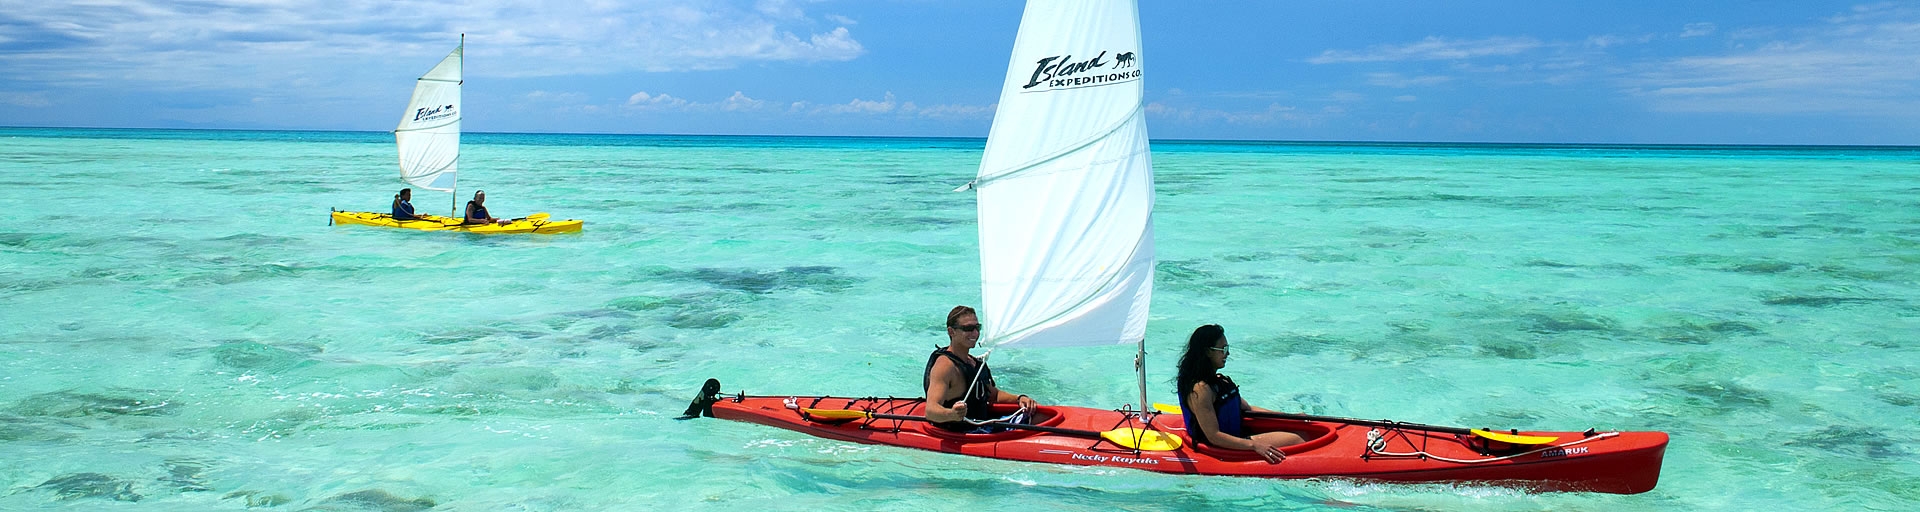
[
  {"left": 1176, "top": 324, "right": 1304, "bottom": 463},
  {"left": 392, "top": 188, "right": 418, "bottom": 220},
  {"left": 464, "top": 190, "right": 508, "bottom": 226}
]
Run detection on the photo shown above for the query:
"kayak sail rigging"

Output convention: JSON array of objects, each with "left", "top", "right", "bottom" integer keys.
[
  {"left": 970, "top": 0, "right": 1155, "bottom": 416},
  {"left": 395, "top": 36, "right": 463, "bottom": 203}
]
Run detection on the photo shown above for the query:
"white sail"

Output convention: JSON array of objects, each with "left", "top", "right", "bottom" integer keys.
[
  {"left": 974, "top": 0, "right": 1153, "bottom": 349},
  {"left": 395, "top": 42, "right": 462, "bottom": 192}
]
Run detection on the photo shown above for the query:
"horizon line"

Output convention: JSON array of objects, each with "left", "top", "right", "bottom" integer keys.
[{"left": 3, "top": 125, "right": 1916, "bottom": 150}]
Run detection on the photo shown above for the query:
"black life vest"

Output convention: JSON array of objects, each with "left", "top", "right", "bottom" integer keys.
[{"left": 923, "top": 347, "right": 997, "bottom": 432}]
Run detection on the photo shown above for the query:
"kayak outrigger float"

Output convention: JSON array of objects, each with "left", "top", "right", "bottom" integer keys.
[{"left": 684, "top": 380, "right": 1668, "bottom": 494}]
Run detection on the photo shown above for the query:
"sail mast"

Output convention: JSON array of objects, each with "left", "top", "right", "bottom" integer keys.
[{"left": 451, "top": 33, "right": 462, "bottom": 217}]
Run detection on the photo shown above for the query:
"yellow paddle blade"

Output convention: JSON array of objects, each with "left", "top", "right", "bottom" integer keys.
[
  {"left": 1102, "top": 428, "right": 1184, "bottom": 451},
  {"left": 801, "top": 408, "right": 874, "bottom": 420},
  {"left": 1472, "top": 429, "right": 1559, "bottom": 445},
  {"left": 1152, "top": 403, "right": 1184, "bottom": 414},
  {"left": 527, "top": 212, "right": 551, "bottom": 222}
]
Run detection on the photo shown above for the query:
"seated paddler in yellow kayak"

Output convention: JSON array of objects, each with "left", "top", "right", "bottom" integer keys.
[
  {"left": 463, "top": 190, "right": 509, "bottom": 226},
  {"left": 392, "top": 188, "right": 420, "bottom": 220}
]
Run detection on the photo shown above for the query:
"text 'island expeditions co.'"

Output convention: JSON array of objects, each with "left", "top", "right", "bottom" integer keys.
[{"left": 1022, "top": 50, "right": 1140, "bottom": 91}]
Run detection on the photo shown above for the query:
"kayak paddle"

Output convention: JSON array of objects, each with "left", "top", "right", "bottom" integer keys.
[
  {"left": 1150, "top": 403, "right": 1558, "bottom": 445},
  {"left": 801, "top": 408, "right": 1184, "bottom": 451}
]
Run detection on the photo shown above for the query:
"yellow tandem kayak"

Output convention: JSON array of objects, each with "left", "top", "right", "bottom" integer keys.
[{"left": 330, "top": 211, "right": 583, "bottom": 234}]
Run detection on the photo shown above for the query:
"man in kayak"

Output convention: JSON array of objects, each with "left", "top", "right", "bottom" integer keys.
[
  {"left": 392, "top": 188, "right": 419, "bottom": 220},
  {"left": 924, "top": 305, "right": 1039, "bottom": 432},
  {"left": 464, "top": 190, "right": 509, "bottom": 226},
  {"left": 1176, "top": 324, "right": 1305, "bottom": 464}
]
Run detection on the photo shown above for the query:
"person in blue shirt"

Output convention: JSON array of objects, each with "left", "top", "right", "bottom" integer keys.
[
  {"left": 1176, "top": 324, "right": 1304, "bottom": 464},
  {"left": 464, "top": 190, "right": 508, "bottom": 226},
  {"left": 391, "top": 188, "right": 419, "bottom": 220}
]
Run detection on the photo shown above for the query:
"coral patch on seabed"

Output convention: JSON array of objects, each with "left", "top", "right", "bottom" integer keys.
[{"left": 35, "top": 473, "right": 141, "bottom": 502}]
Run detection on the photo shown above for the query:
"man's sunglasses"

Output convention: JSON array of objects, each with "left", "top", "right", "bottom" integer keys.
[{"left": 951, "top": 324, "right": 983, "bottom": 332}]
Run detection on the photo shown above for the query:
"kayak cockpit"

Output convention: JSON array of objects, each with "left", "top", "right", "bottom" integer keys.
[
  {"left": 919, "top": 405, "right": 1066, "bottom": 442},
  {"left": 1177, "top": 417, "right": 1341, "bottom": 460}
]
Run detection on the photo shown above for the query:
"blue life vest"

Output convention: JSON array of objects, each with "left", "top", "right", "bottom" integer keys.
[
  {"left": 1181, "top": 373, "right": 1245, "bottom": 446},
  {"left": 466, "top": 201, "right": 491, "bottom": 222},
  {"left": 393, "top": 199, "right": 416, "bottom": 220}
]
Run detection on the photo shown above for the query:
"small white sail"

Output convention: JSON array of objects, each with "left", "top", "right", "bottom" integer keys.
[
  {"left": 974, "top": 0, "right": 1153, "bottom": 349},
  {"left": 395, "top": 42, "right": 462, "bottom": 192}
]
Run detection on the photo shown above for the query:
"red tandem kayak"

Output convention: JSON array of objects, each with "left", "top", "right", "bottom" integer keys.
[{"left": 686, "top": 382, "right": 1667, "bottom": 494}]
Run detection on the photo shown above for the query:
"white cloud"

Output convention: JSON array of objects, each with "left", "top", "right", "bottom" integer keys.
[
  {"left": 625, "top": 91, "right": 689, "bottom": 108},
  {"left": 721, "top": 91, "right": 765, "bottom": 111},
  {"left": 1586, "top": 34, "right": 1655, "bottom": 48},
  {"left": 818, "top": 92, "right": 896, "bottom": 114},
  {"left": 783, "top": 93, "right": 992, "bottom": 119},
  {"left": 1309, "top": 36, "right": 1543, "bottom": 64},
  {"left": 1146, "top": 102, "right": 1333, "bottom": 126},
  {"left": 617, "top": 90, "right": 987, "bottom": 119},
  {"left": 0, "top": 92, "right": 53, "bottom": 108},
  {"left": 1366, "top": 73, "right": 1452, "bottom": 88},
  {"left": 825, "top": 14, "right": 857, "bottom": 26},
  {"left": 523, "top": 90, "right": 588, "bottom": 103},
  {"left": 755, "top": 0, "right": 806, "bottom": 19},
  {"left": 901, "top": 102, "right": 994, "bottom": 120},
  {"left": 0, "top": 0, "right": 867, "bottom": 90},
  {"left": 618, "top": 90, "right": 759, "bottom": 112},
  {"left": 1627, "top": 4, "right": 1920, "bottom": 114},
  {"left": 1681, "top": 23, "right": 1718, "bottom": 38}
]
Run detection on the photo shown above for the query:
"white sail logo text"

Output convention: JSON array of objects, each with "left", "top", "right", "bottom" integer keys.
[
  {"left": 1021, "top": 50, "right": 1141, "bottom": 91},
  {"left": 413, "top": 104, "right": 457, "bottom": 123}
]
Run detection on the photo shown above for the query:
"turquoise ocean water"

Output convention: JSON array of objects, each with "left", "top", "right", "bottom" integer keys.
[{"left": 2, "top": 127, "right": 1917, "bottom": 510}]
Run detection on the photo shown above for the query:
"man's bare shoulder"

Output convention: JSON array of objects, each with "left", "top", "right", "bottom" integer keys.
[{"left": 927, "top": 355, "right": 965, "bottom": 381}]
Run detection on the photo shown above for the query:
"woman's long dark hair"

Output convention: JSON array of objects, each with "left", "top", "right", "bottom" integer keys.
[{"left": 1175, "top": 324, "right": 1226, "bottom": 399}]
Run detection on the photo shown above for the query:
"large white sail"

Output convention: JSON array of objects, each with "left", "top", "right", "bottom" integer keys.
[
  {"left": 395, "top": 41, "right": 462, "bottom": 192},
  {"left": 974, "top": 0, "right": 1153, "bottom": 349}
]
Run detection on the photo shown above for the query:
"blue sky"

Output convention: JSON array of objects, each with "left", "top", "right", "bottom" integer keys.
[{"left": 2, "top": 1, "right": 1916, "bottom": 144}]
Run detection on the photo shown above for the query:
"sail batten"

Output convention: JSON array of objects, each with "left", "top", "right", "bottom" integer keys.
[
  {"left": 975, "top": 0, "right": 1153, "bottom": 350},
  {"left": 395, "top": 43, "right": 462, "bottom": 192}
]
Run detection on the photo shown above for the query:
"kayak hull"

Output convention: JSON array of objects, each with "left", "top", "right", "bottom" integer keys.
[
  {"left": 710, "top": 394, "right": 1666, "bottom": 494},
  {"left": 330, "top": 211, "right": 582, "bottom": 234}
]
